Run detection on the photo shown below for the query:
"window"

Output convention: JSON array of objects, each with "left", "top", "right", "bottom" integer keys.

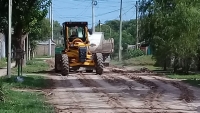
[{"left": 68, "top": 26, "right": 85, "bottom": 39}]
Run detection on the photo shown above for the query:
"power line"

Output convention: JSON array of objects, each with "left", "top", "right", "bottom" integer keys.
[
  {"left": 52, "top": 1, "right": 135, "bottom": 25},
  {"left": 54, "top": 6, "right": 133, "bottom": 19}
]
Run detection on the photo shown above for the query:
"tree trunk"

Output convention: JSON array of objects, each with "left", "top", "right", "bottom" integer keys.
[
  {"left": 163, "top": 58, "right": 167, "bottom": 71},
  {"left": 13, "top": 24, "right": 28, "bottom": 68},
  {"left": 173, "top": 56, "right": 178, "bottom": 73},
  {"left": 197, "top": 55, "right": 200, "bottom": 71}
]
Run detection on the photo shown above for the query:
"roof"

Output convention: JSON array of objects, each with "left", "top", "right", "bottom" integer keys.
[{"left": 62, "top": 22, "right": 88, "bottom": 26}]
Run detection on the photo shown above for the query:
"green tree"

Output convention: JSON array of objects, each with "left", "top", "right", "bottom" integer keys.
[
  {"left": 53, "top": 20, "right": 62, "bottom": 39},
  {"left": 29, "top": 18, "right": 51, "bottom": 53},
  {"left": 0, "top": 0, "right": 51, "bottom": 66},
  {"left": 95, "top": 19, "right": 137, "bottom": 59},
  {"left": 139, "top": 0, "right": 200, "bottom": 73}
]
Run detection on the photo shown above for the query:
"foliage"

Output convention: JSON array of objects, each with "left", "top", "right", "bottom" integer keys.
[
  {"left": 0, "top": 75, "right": 54, "bottom": 113},
  {"left": 0, "top": 58, "right": 7, "bottom": 68},
  {"left": 29, "top": 18, "right": 51, "bottom": 41},
  {"left": 0, "top": 80, "right": 3, "bottom": 102},
  {"left": 1, "top": 75, "right": 51, "bottom": 89},
  {"left": 123, "top": 49, "right": 145, "bottom": 60},
  {"left": 111, "top": 55, "right": 156, "bottom": 67},
  {"left": 167, "top": 74, "right": 200, "bottom": 87},
  {"left": 12, "top": 59, "right": 49, "bottom": 73},
  {"left": 0, "top": 0, "right": 51, "bottom": 66},
  {"left": 123, "top": 55, "right": 155, "bottom": 66},
  {"left": 28, "top": 18, "right": 51, "bottom": 52},
  {"left": 95, "top": 19, "right": 137, "bottom": 58},
  {"left": 53, "top": 20, "right": 62, "bottom": 39},
  {"left": 138, "top": 0, "right": 200, "bottom": 73}
]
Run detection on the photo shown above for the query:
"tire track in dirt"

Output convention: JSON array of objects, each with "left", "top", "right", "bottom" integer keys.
[
  {"left": 110, "top": 68, "right": 164, "bottom": 110},
  {"left": 96, "top": 71, "right": 191, "bottom": 112},
  {"left": 126, "top": 74, "right": 165, "bottom": 111},
  {"left": 119, "top": 66, "right": 196, "bottom": 104},
  {"left": 99, "top": 73, "right": 150, "bottom": 99},
  {"left": 135, "top": 75, "right": 197, "bottom": 112},
  {"left": 149, "top": 76, "right": 199, "bottom": 111},
  {"left": 109, "top": 67, "right": 198, "bottom": 112},
  {"left": 47, "top": 75, "right": 86, "bottom": 113},
  {"left": 103, "top": 72, "right": 198, "bottom": 112},
  {"left": 75, "top": 73, "right": 136, "bottom": 113},
  {"left": 152, "top": 76, "right": 195, "bottom": 103},
  {"left": 99, "top": 73, "right": 149, "bottom": 113},
  {"left": 99, "top": 73, "right": 133, "bottom": 87},
  {"left": 67, "top": 74, "right": 116, "bottom": 113}
]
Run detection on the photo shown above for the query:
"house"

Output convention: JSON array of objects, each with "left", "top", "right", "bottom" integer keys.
[
  {"left": 35, "top": 40, "right": 56, "bottom": 56},
  {"left": 127, "top": 41, "right": 152, "bottom": 55}
]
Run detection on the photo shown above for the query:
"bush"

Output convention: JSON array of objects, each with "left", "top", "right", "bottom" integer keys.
[
  {"left": 123, "top": 49, "right": 145, "bottom": 60},
  {"left": 12, "top": 59, "right": 49, "bottom": 74},
  {"left": 0, "top": 58, "right": 7, "bottom": 68},
  {"left": 0, "top": 80, "right": 4, "bottom": 102}
]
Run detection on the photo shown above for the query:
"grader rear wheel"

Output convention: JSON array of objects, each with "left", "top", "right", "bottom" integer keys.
[
  {"left": 95, "top": 53, "right": 104, "bottom": 75},
  {"left": 61, "top": 54, "right": 69, "bottom": 76}
]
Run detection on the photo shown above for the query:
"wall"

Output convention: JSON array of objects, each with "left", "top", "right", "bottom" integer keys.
[{"left": 35, "top": 44, "right": 55, "bottom": 56}]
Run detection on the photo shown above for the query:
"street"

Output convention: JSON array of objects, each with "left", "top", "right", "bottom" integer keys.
[{"left": 45, "top": 65, "right": 200, "bottom": 113}]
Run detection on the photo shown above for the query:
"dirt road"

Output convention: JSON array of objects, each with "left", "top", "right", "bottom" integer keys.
[{"left": 45, "top": 64, "right": 200, "bottom": 113}]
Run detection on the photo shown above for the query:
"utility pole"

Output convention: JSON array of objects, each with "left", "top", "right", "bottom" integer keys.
[
  {"left": 48, "top": 2, "right": 52, "bottom": 56},
  {"left": 23, "top": 40, "right": 26, "bottom": 66},
  {"left": 135, "top": 1, "right": 139, "bottom": 49},
  {"left": 7, "top": 0, "right": 12, "bottom": 78},
  {"left": 26, "top": 35, "right": 29, "bottom": 61},
  {"left": 51, "top": 2, "right": 53, "bottom": 41},
  {"left": 92, "top": 0, "right": 97, "bottom": 33},
  {"left": 119, "top": 0, "right": 122, "bottom": 61}
]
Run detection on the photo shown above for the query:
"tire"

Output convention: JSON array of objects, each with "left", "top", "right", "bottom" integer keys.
[
  {"left": 95, "top": 53, "right": 104, "bottom": 75},
  {"left": 55, "top": 54, "right": 62, "bottom": 73},
  {"left": 61, "top": 54, "right": 69, "bottom": 76},
  {"left": 86, "top": 70, "right": 93, "bottom": 73}
]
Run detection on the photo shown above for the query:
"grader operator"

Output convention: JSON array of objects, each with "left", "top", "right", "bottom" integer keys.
[{"left": 55, "top": 22, "right": 104, "bottom": 76}]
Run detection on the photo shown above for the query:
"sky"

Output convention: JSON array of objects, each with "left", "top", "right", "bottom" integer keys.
[{"left": 51, "top": 0, "right": 137, "bottom": 28}]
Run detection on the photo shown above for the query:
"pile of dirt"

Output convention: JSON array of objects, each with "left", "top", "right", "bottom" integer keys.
[
  {"left": 127, "top": 74, "right": 158, "bottom": 89},
  {"left": 111, "top": 67, "right": 154, "bottom": 74}
]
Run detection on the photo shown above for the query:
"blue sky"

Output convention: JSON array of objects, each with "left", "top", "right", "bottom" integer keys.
[{"left": 51, "top": 0, "right": 137, "bottom": 27}]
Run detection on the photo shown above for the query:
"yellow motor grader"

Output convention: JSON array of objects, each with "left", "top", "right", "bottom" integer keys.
[{"left": 55, "top": 21, "right": 104, "bottom": 76}]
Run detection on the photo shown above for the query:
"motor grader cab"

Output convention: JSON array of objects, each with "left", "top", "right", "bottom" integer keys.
[{"left": 55, "top": 22, "right": 104, "bottom": 76}]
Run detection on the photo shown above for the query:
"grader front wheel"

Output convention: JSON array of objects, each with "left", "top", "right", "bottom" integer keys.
[
  {"left": 55, "top": 54, "right": 62, "bottom": 73},
  {"left": 95, "top": 53, "right": 104, "bottom": 75},
  {"left": 61, "top": 54, "right": 69, "bottom": 76}
]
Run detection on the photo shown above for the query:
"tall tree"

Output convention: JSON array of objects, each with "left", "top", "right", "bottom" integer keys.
[
  {"left": 0, "top": 0, "right": 51, "bottom": 66},
  {"left": 139, "top": 0, "right": 200, "bottom": 73}
]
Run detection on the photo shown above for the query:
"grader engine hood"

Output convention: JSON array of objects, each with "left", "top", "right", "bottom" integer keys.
[{"left": 88, "top": 32, "right": 114, "bottom": 53}]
